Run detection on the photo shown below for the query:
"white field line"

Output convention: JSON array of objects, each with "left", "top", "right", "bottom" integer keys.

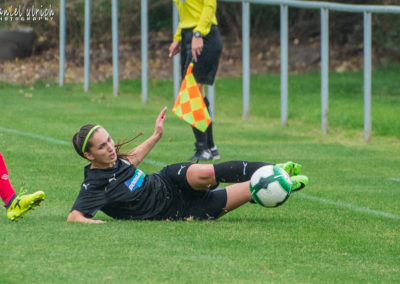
[
  {"left": 0, "top": 126, "right": 70, "bottom": 146},
  {"left": 1, "top": 125, "right": 399, "bottom": 220},
  {"left": 296, "top": 192, "right": 400, "bottom": 220}
]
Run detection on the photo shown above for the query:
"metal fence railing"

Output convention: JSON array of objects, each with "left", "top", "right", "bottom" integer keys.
[{"left": 58, "top": 0, "right": 400, "bottom": 141}]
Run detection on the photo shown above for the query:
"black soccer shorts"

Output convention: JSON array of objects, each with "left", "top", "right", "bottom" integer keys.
[
  {"left": 158, "top": 162, "right": 227, "bottom": 220},
  {"left": 180, "top": 25, "right": 223, "bottom": 85}
]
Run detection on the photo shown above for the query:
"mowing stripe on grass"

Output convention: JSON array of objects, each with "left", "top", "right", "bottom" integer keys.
[
  {"left": 0, "top": 126, "right": 70, "bottom": 146},
  {"left": 297, "top": 192, "right": 400, "bottom": 220},
  {"left": 388, "top": 178, "right": 400, "bottom": 182},
  {"left": 2, "top": 125, "right": 399, "bottom": 221}
]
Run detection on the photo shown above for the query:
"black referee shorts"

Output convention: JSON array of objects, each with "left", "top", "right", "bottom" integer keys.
[
  {"left": 159, "top": 162, "right": 227, "bottom": 220},
  {"left": 180, "top": 25, "right": 223, "bottom": 85}
]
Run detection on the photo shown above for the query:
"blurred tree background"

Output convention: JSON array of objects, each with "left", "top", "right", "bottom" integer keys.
[{"left": 0, "top": 0, "right": 399, "bottom": 82}]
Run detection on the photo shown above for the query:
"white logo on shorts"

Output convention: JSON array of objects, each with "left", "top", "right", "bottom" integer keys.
[
  {"left": 1, "top": 174, "right": 8, "bottom": 180},
  {"left": 242, "top": 162, "right": 248, "bottom": 176}
]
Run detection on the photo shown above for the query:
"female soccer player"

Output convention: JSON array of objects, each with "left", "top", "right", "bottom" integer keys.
[
  {"left": 67, "top": 107, "right": 307, "bottom": 223},
  {"left": 1, "top": 152, "right": 45, "bottom": 221}
]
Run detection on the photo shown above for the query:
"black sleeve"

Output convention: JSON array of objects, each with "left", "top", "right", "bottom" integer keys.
[{"left": 71, "top": 188, "right": 107, "bottom": 218}]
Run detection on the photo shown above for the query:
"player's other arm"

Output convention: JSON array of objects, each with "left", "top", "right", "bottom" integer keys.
[
  {"left": 67, "top": 210, "right": 104, "bottom": 224},
  {"left": 126, "top": 107, "right": 167, "bottom": 167}
]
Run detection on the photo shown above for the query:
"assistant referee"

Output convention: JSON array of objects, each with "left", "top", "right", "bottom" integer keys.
[{"left": 169, "top": 0, "right": 223, "bottom": 162}]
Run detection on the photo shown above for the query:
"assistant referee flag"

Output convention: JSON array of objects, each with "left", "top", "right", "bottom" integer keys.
[{"left": 172, "top": 63, "right": 211, "bottom": 132}]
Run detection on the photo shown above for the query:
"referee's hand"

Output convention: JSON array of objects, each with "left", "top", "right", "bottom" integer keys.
[
  {"left": 169, "top": 41, "right": 181, "bottom": 58},
  {"left": 191, "top": 37, "right": 203, "bottom": 62}
]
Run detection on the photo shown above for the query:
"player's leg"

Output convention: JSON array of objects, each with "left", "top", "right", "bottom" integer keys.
[
  {"left": 222, "top": 181, "right": 252, "bottom": 213},
  {"left": 290, "top": 175, "right": 309, "bottom": 191},
  {"left": 220, "top": 171, "right": 308, "bottom": 215},
  {"left": 186, "top": 164, "right": 217, "bottom": 190},
  {"left": 186, "top": 182, "right": 252, "bottom": 220},
  {"left": 186, "top": 161, "right": 271, "bottom": 190},
  {"left": 186, "top": 160, "right": 306, "bottom": 190},
  {"left": 275, "top": 161, "right": 302, "bottom": 176},
  {"left": 0, "top": 153, "right": 16, "bottom": 207},
  {"left": 0, "top": 153, "right": 45, "bottom": 221},
  {"left": 6, "top": 191, "right": 45, "bottom": 221}
]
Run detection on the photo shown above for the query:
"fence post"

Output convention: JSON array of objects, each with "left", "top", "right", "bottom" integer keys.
[
  {"left": 242, "top": 0, "right": 250, "bottom": 118},
  {"left": 321, "top": 8, "right": 329, "bottom": 133},
  {"left": 112, "top": 0, "right": 119, "bottom": 96},
  {"left": 280, "top": 4, "right": 288, "bottom": 126},
  {"left": 363, "top": 11, "right": 372, "bottom": 142},
  {"left": 173, "top": 4, "right": 180, "bottom": 99},
  {"left": 84, "top": 0, "right": 91, "bottom": 92},
  {"left": 59, "top": 0, "right": 66, "bottom": 87},
  {"left": 208, "top": 85, "right": 215, "bottom": 118},
  {"left": 141, "top": 0, "right": 148, "bottom": 103}
]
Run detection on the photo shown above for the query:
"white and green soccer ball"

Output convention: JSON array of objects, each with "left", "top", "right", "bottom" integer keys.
[{"left": 249, "top": 165, "right": 292, "bottom": 208}]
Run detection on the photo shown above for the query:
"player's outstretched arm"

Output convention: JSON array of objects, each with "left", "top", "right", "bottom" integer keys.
[
  {"left": 67, "top": 210, "right": 104, "bottom": 224},
  {"left": 127, "top": 107, "right": 167, "bottom": 167}
]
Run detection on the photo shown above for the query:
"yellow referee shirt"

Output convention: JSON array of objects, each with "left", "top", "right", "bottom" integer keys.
[{"left": 173, "top": 0, "right": 218, "bottom": 42}]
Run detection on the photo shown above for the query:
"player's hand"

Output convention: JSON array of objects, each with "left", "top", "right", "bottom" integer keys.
[
  {"left": 191, "top": 36, "right": 203, "bottom": 62},
  {"left": 169, "top": 41, "right": 181, "bottom": 57},
  {"left": 154, "top": 106, "right": 167, "bottom": 139}
]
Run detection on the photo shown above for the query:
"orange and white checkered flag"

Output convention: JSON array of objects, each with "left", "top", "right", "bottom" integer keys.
[{"left": 172, "top": 63, "right": 211, "bottom": 132}]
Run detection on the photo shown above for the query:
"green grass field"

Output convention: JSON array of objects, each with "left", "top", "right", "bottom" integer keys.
[{"left": 0, "top": 65, "right": 399, "bottom": 283}]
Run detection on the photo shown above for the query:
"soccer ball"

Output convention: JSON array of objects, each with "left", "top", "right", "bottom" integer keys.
[{"left": 249, "top": 165, "right": 292, "bottom": 208}]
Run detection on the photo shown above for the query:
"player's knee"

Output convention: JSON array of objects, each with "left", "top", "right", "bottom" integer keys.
[
  {"left": 197, "top": 165, "right": 215, "bottom": 181},
  {"left": 187, "top": 164, "right": 216, "bottom": 188}
]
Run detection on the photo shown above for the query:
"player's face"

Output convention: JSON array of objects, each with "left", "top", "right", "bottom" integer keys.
[{"left": 85, "top": 128, "right": 117, "bottom": 168}]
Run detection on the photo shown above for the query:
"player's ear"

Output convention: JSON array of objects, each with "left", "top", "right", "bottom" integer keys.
[{"left": 83, "top": 151, "right": 94, "bottom": 161}]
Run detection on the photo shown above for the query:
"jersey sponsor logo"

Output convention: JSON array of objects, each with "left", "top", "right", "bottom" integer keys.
[{"left": 124, "top": 169, "right": 146, "bottom": 192}]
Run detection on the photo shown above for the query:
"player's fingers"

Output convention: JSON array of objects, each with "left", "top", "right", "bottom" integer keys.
[
  {"left": 156, "top": 107, "right": 167, "bottom": 124},
  {"left": 160, "top": 107, "right": 167, "bottom": 119}
]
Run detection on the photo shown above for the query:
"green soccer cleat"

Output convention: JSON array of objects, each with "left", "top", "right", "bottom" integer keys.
[
  {"left": 6, "top": 190, "right": 45, "bottom": 221},
  {"left": 290, "top": 175, "right": 309, "bottom": 192},
  {"left": 275, "top": 161, "right": 302, "bottom": 176}
]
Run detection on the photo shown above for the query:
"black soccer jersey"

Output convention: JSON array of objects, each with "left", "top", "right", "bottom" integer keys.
[{"left": 71, "top": 159, "right": 178, "bottom": 220}]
